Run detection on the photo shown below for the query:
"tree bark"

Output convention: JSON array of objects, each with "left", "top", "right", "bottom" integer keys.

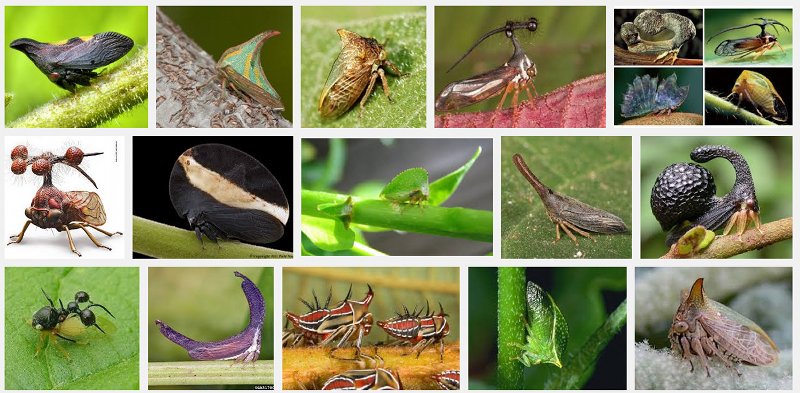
[{"left": 155, "top": 8, "right": 291, "bottom": 128}]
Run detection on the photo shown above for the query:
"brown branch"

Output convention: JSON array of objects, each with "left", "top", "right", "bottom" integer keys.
[
  {"left": 660, "top": 217, "right": 792, "bottom": 259},
  {"left": 614, "top": 46, "right": 702, "bottom": 66},
  {"left": 155, "top": 8, "right": 290, "bottom": 128}
]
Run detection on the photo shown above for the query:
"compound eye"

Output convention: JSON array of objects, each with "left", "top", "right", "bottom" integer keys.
[{"left": 673, "top": 320, "right": 689, "bottom": 333}]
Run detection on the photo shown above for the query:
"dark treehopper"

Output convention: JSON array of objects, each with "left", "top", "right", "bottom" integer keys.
[
  {"left": 169, "top": 143, "right": 290, "bottom": 246},
  {"left": 10, "top": 32, "right": 133, "bottom": 92},
  {"left": 30, "top": 289, "right": 115, "bottom": 359},
  {"left": 321, "top": 351, "right": 403, "bottom": 390},
  {"left": 707, "top": 18, "right": 790, "bottom": 61},
  {"left": 7, "top": 145, "right": 122, "bottom": 257},
  {"left": 155, "top": 271, "right": 265, "bottom": 362},
  {"left": 377, "top": 301, "right": 450, "bottom": 360},
  {"left": 215, "top": 31, "right": 284, "bottom": 111},
  {"left": 512, "top": 153, "right": 629, "bottom": 245},
  {"left": 318, "top": 29, "right": 404, "bottom": 119},
  {"left": 285, "top": 285, "right": 374, "bottom": 355},
  {"left": 435, "top": 18, "right": 538, "bottom": 115},
  {"left": 431, "top": 370, "right": 460, "bottom": 390}
]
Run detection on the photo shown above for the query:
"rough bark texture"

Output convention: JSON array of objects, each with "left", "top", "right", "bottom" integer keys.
[
  {"left": 435, "top": 73, "right": 606, "bottom": 128},
  {"left": 155, "top": 9, "right": 291, "bottom": 128}
]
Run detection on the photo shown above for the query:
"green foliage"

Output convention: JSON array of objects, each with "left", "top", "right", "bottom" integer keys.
[
  {"left": 705, "top": 9, "right": 793, "bottom": 66},
  {"left": 5, "top": 267, "right": 139, "bottom": 390},
  {"left": 640, "top": 136, "right": 792, "bottom": 258},
  {"left": 301, "top": 8, "right": 426, "bottom": 127},
  {"left": 429, "top": 146, "right": 482, "bottom": 206},
  {"left": 5, "top": 6, "right": 148, "bottom": 127},
  {"left": 435, "top": 6, "right": 605, "bottom": 113},
  {"left": 502, "top": 136, "right": 632, "bottom": 259},
  {"left": 519, "top": 282, "right": 568, "bottom": 368}
]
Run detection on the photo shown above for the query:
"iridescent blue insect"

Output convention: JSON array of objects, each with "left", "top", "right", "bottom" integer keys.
[{"left": 620, "top": 73, "right": 689, "bottom": 118}]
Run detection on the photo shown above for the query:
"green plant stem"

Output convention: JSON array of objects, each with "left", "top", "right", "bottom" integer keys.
[
  {"left": 545, "top": 299, "right": 627, "bottom": 390},
  {"left": 704, "top": 91, "right": 776, "bottom": 126},
  {"left": 148, "top": 360, "right": 274, "bottom": 386},
  {"left": 497, "top": 268, "right": 526, "bottom": 389},
  {"left": 302, "top": 190, "right": 492, "bottom": 242},
  {"left": 8, "top": 48, "right": 148, "bottom": 128},
  {"left": 133, "top": 216, "right": 292, "bottom": 259},
  {"left": 661, "top": 217, "right": 792, "bottom": 259}
]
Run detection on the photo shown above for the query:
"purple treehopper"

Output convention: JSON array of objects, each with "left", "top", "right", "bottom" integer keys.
[{"left": 155, "top": 271, "right": 265, "bottom": 362}]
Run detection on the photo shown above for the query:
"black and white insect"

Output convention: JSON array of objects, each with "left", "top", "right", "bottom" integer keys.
[{"left": 168, "top": 143, "right": 290, "bottom": 245}]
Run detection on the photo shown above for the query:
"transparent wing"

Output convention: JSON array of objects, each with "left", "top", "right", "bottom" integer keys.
[{"left": 699, "top": 300, "right": 778, "bottom": 366}]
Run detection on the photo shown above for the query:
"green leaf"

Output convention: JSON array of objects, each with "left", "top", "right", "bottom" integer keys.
[
  {"left": 502, "top": 136, "right": 632, "bottom": 259},
  {"left": 519, "top": 281, "right": 568, "bottom": 368},
  {"left": 675, "top": 226, "right": 716, "bottom": 256},
  {"left": 429, "top": 146, "right": 481, "bottom": 206},
  {"left": 301, "top": 214, "right": 355, "bottom": 251},
  {"left": 5, "top": 267, "right": 139, "bottom": 390},
  {"left": 300, "top": 11, "right": 426, "bottom": 128}
]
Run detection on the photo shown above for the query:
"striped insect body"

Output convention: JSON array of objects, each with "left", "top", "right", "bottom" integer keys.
[
  {"left": 669, "top": 278, "right": 778, "bottom": 376},
  {"left": 431, "top": 370, "right": 460, "bottom": 390},
  {"left": 321, "top": 352, "right": 402, "bottom": 390},
  {"left": 216, "top": 31, "right": 284, "bottom": 111},
  {"left": 621, "top": 73, "right": 689, "bottom": 118},
  {"left": 377, "top": 301, "right": 450, "bottom": 360},
  {"left": 285, "top": 285, "right": 374, "bottom": 354}
]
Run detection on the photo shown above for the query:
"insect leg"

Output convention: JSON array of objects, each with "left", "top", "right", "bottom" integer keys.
[
  {"left": 748, "top": 210, "right": 764, "bottom": 234},
  {"left": 34, "top": 331, "right": 47, "bottom": 357},
  {"left": 414, "top": 337, "right": 436, "bottom": 359},
  {"left": 774, "top": 40, "right": 785, "bottom": 54},
  {"left": 83, "top": 223, "right": 123, "bottom": 237},
  {"left": 358, "top": 71, "right": 381, "bottom": 118},
  {"left": 678, "top": 336, "right": 695, "bottom": 372},
  {"left": 62, "top": 225, "right": 82, "bottom": 257},
  {"left": 7, "top": 220, "right": 32, "bottom": 244},
  {"left": 562, "top": 220, "right": 595, "bottom": 243},
  {"left": 439, "top": 336, "right": 445, "bottom": 360},
  {"left": 377, "top": 68, "right": 393, "bottom": 102},
  {"left": 689, "top": 336, "right": 711, "bottom": 377},
  {"left": 70, "top": 223, "right": 111, "bottom": 250},
  {"left": 49, "top": 336, "right": 73, "bottom": 360},
  {"left": 522, "top": 80, "right": 535, "bottom": 102}
]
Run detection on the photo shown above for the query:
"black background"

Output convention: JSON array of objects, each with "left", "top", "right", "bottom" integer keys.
[
  {"left": 705, "top": 67, "right": 793, "bottom": 125},
  {"left": 133, "top": 136, "right": 293, "bottom": 258}
]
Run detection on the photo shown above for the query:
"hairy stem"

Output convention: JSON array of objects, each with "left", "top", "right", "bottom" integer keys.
[
  {"left": 497, "top": 268, "right": 526, "bottom": 389},
  {"left": 704, "top": 91, "right": 776, "bottom": 126},
  {"left": 661, "top": 217, "right": 792, "bottom": 259},
  {"left": 148, "top": 360, "right": 274, "bottom": 386}
]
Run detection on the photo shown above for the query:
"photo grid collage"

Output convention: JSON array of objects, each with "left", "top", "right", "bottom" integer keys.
[{"left": 0, "top": 0, "right": 797, "bottom": 391}]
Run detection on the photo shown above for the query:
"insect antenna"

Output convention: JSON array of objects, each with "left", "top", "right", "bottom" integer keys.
[{"left": 446, "top": 17, "right": 538, "bottom": 73}]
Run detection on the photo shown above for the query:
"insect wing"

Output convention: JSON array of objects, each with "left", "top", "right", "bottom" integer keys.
[
  {"left": 217, "top": 31, "right": 283, "bottom": 109},
  {"left": 699, "top": 298, "right": 778, "bottom": 366},
  {"left": 654, "top": 73, "right": 689, "bottom": 112},
  {"left": 318, "top": 30, "right": 373, "bottom": 118},
  {"left": 220, "top": 66, "right": 284, "bottom": 109},
  {"left": 57, "top": 314, "right": 89, "bottom": 341},
  {"left": 435, "top": 64, "right": 518, "bottom": 111},
  {"left": 714, "top": 38, "right": 762, "bottom": 57},
  {"left": 554, "top": 193, "right": 628, "bottom": 233},
  {"left": 54, "top": 32, "right": 133, "bottom": 70},
  {"left": 64, "top": 191, "right": 107, "bottom": 225},
  {"left": 201, "top": 204, "right": 285, "bottom": 244},
  {"left": 621, "top": 74, "right": 659, "bottom": 117}
]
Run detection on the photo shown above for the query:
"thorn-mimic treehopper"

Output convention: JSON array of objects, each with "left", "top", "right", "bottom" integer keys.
[
  {"left": 10, "top": 32, "right": 134, "bottom": 92},
  {"left": 169, "top": 143, "right": 290, "bottom": 246},
  {"left": 7, "top": 145, "right": 122, "bottom": 257},
  {"left": 215, "top": 31, "right": 284, "bottom": 111}
]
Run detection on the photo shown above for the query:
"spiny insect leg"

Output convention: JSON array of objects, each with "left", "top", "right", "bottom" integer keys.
[
  {"left": 8, "top": 220, "right": 32, "bottom": 244},
  {"left": 63, "top": 225, "right": 82, "bottom": 257},
  {"left": 378, "top": 68, "right": 392, "bottom": 102},
  {"left": 359, "top": 71, "right": 380, "bottom": 118}
]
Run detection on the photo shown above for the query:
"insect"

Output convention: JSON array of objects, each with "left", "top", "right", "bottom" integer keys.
[
  {"left": 321, "top": 352, "right": 402, "bottom": 390},
  {"left": 377, "top": 302, "right": 450, "bottom": 360},
  {"left": 518, "top": 281, "right": 568, "bottom": 368},
  {"left": 431, "top": 370, "right": 460, "bottom": 390},
  {"left": 669, "top": 278, "right": 778, "bottom": 376},
  {"left": 155, "top": 271, "right": 265, "bottom": 362},
  {"left": 512, "top": 153, "right": 629, "bottom": 245},
  {"left": 651, "top": 145, "right": 762, "bottom": 246},
  {"left": 285, "top": 285, "right": 374, "bottom": 354},
  {"left": 30, "top": 289, "right": 115, "bottom": 359},
  {"left": 7, "top": 144, "right": 122, "bottom": 257},
  {"left": 216, "top": 31, "right": 283, "bottom": 111},
  {"left": 619, "top": 10, "right": 697, "bottom": 65},
  {"left": 620, "top": 73, "right": 689, "bottom": 118},
  {"left": 724, "top": 70, "right": 787, "bottom": 122},
  {"left": 436, "top": 18, "right": 538, "bottom": 112},
  {"left": 318, "top": 29, "right": 403, "bottom": 118},
  {"left": 10, "top": 32, "right": 133, "bottom": 92},
  {"left": 169, "top": 143, "right": 290, "bottom": 246},
  {"left": 380, "top": 168, "right": 429, "bottom": 205},
  {"left": 707, "top": 18, "right": 790, "bottom": 61}
]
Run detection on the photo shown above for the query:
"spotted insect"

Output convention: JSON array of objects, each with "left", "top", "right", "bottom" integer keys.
[
  {"left": 725, "top": 70, "right": 787, "bottom": 122},
  {"left": 318, "top": 29, "right": 404, "bottom": 118},
  {"left": 7, "top": 145, "right": 122, "bottom": 256},
  {"left": 285, "top": 285, "right": 374, "bottom": 354},
  {"left": 707, "top": 18, "right": 790, "bottom": 61},
  {"left": 30, "top": 289, "right": 115, "bottom": 359},
  {"left": 620, "top": 73, "right": 689, "bottom": 118},
  {"left": 431, "top": 370, "right": 460, "bottom": 390},
  {"left": 669, "top": 277, "right": 779, "bottom": 376},
  {"left": 377, "top": 301, "right": 450, "bottom": 360}
]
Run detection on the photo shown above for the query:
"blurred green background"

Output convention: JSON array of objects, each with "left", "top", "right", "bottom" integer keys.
[
  {"left": 148, "top": 268, "right": 274, "bottom": 366},
  {"left": 614, "top": 67, "right": 703, "bottom": 124},
  {"left": 5, "top": 6, "right": 148, "bottom": 127},
  {"left": 435, "top": 6, "right": 605, "bottom": 113},
  {"left": 160, "top": 6, "right": 293, "bottom": 122},
  {"left": 469, "top": 267, "right": 626, "bottom": 390},
  {"left": 283, "top": 267, "right": 460, "bottom": 345},
  {"left": 640, "top": 136, "right": 792, "bottom": 258},
  {"left": 705, "top": 9, "right": 793, "bottom": 66},
  {"left": 301, "top": 6, "right": 426, "bottom": 128}
]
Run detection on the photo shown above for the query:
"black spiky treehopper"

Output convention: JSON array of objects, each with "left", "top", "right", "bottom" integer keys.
[
  {"left": 169, "top": 143, "right": 290, "bottom": 245},
  {"left": 10, "top": 32, "right": 134, "bottom": 92}
]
